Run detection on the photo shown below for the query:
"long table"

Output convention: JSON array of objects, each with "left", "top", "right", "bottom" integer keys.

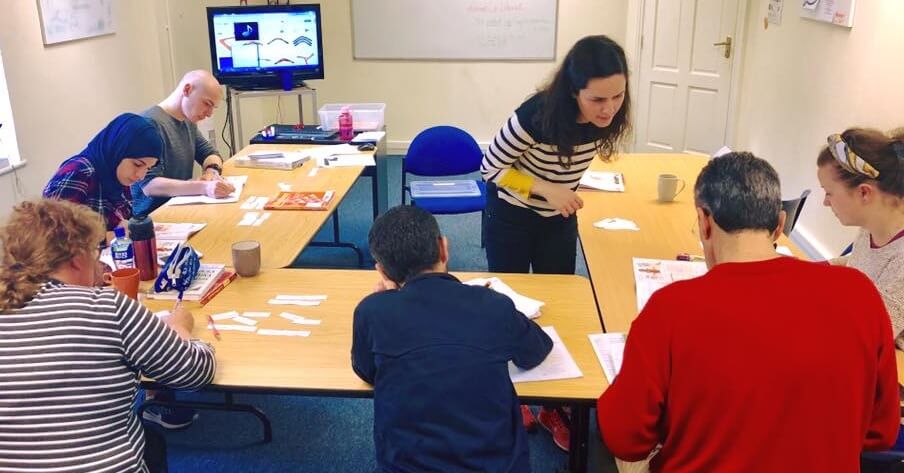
[
  {"left": 142, "top": 268, "right": 606, "bottom": 472},
  {"left": 151, "top": 143, "right": 377, "bottom": 269},
  {"left": 577, "top": 153, "right": 806, "bottom": 333}
]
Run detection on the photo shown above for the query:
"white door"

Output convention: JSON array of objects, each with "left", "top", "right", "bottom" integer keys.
[{"left": 633, "top": 0, "right": 741, "bottom": 155}]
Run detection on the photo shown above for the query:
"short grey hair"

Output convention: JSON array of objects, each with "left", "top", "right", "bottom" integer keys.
[{"left": 694, "top": 152, "right": 782, "bottom": 233}]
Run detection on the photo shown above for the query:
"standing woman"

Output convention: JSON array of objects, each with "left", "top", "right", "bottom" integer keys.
[
  {"left": 44, "top": 113, "right": 162, "bottom": 230},
  {"left": 481, "top": 34, "right": 631, "bottom": 275},
  {"left": 480, "top": 35, "right": 632, "bottom": 451},
  {"left": 817, "top": 128, "right": 904, "bottom": 346}
]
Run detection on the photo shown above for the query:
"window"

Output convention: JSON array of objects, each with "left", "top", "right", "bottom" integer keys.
[{"left": 0, "top": 49, "right": 22, "bottom": 171}]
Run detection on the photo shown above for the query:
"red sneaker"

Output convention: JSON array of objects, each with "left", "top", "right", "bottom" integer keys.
[
  {"left": 537, "top": 407, "right": 570, "bottom": 452},
  {"left": 520, "top": 405, "right": 538, "bottom": 432}
]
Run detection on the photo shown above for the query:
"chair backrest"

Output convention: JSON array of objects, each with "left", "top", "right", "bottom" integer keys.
[
  {"left": 781, "top": 189, "right": 811, "bottom": 236},
  {"left": 404, "top": 126, "right": 483, "bottom": 177}
]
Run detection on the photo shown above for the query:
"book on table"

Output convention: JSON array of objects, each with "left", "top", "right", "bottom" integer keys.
[
  {"left": 233, "top": 151, "right": 310, "bottom": 170},
  {"left": 264, "top": 191, "right": 335, "bottom": 210},
  {"left": 146, "top": 263, "right": 226, "bottom": 301}
]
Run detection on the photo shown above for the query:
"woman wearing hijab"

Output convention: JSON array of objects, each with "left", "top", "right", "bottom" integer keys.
[{"left": 43, "top": 113, "right": 163, "bottom": 230}]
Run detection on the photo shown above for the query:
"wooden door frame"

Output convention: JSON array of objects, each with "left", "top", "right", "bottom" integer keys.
[{"left": 625, "top": 0, "right": 750, "bottom": 153}]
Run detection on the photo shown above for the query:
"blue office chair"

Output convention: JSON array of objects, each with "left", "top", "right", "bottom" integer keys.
[{"left": 403, "top": 126, "right": 487, "bottom": 245}]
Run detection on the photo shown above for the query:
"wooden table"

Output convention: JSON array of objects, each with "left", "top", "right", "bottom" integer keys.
[
  {"left": 142, "top": 269, "right": 606, "bottom": 472},
  {"left": 150, "top": 144, "right": 371, "bottom": 269},
  {"left": 577, "top": 153, "right": 807, "bottom": 333}
]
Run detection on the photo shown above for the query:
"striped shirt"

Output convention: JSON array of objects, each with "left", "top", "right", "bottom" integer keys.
[
  {"left": 481, "top": 94, "right": 602, "bottom": 217},
  {"left": 0, "top": 281, "right": 216, "bottom": 473}
]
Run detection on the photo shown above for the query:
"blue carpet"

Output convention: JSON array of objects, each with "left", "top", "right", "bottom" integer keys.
[{"left": 162, "top": 156, "right": 613, "bottom": 472}]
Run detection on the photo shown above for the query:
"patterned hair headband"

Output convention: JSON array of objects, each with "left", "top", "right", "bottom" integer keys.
[{"left": 827, "top": 133, "right": 880, "bottom": 179}]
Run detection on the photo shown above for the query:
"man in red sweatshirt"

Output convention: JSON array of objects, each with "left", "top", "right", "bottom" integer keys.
[{"left": 597, "top": 151, "right": 900, "bottom": 472}]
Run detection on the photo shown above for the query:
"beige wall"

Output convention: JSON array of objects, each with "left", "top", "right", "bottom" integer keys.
[
  {"left": 164, "top": 0, "right": 627, "bottom": 152},
  {"left": 0, "top": 0, "right": 169, "bottom": 217},
  {"left": 734, "top": 0, "right": 904, "bottom": 257}
]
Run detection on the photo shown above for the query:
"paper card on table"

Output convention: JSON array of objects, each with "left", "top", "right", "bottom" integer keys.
[
  {"left": 230, "top": 315, "right": 258, "bottom": 326},
  {"left": 252, "top": 212, "right": 271, "bottom": 226},
  {"left": 509, "top": 326, "right": 582, "bottom": 383},
  {"left": 776, "top": 245, "right": 792, "bottom": 256},
  {"left": 588, "top": 333, "right": 626, "bottom": 383},
  {"left": 463, "top": 277, "right": 543, "bottom": 319},
  {"left": 166, "top": 175, "right": 247, "bottom": 206},
  {"left": 240, "top": 196, "right": 268, "bottom": 210},
  {"left": 243, "top": 311, "right": 271, "bottom": 318},
  {"left": 292, "top": 319, "right": 321, "bottom": 326},
  {"left": 278, "top": 182, "right": 292, "bottom": 192},
  {"left": 257, "top": 329, "right": 311, "bottom": 337},
  {"left": 275, "top": 294, "right": 328, "bottom": 301},
  {"left": 210, "top": 310, "right": 240, "bottom": 321},
  {"left": 593, "top": 217, "right": 640, "bottom": 231},
  {"left": 153, "top": 310, "right": 171, "bottom": 318},
  {"left": 269, "top": 299, "right": 322, "bottom": 307},
  {"left": 308, "top": 167, "right": 319, "bottom": 177},
  {"left": 207, "top": 324, "right": 257, "bottom": 332},
  {"left": 278, "top": 311, "right": 305, "bottom": 322},
  {"left": 238, "top": 212, "right": 259, "bottom": 226},
  {"left": 633, "top": 258, "right": 707, "bottom": 311},
  {"left": 579, "top": 171, "right": 625, "bottom": 192}
]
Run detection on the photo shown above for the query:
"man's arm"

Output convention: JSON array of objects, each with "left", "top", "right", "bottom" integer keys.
[
  {"left": 507, "top": 302, "right": 553, "bottom": 369},
  {"left": 597, "top": 292, "right": 670, "bottom": 461},
  {"left": 350, "top": 304, "right": 376, "bottom": 385}
]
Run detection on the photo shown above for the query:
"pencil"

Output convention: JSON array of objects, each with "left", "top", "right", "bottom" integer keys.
[{"left": 207, "top": 314, "right": 221, "bottom": 341}]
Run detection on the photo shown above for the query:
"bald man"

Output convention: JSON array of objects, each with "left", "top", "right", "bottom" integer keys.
[{"left": 131, "top": 70, "right": 235, "bottom": 216}]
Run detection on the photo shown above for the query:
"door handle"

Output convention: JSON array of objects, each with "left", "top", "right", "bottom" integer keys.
[{"left": 713, "top": 36, "right": 732, "bottom": 59}]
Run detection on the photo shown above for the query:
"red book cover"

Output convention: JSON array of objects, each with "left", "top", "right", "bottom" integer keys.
[
  {"left": 264, "top": 191, "right": 335, "bottom": 210},
  {"left": 199, "top": 270, "right": 237, "bottom": 306}
]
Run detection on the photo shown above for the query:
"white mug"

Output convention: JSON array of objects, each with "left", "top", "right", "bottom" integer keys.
[{"left": 657, "top": 174, "right": 686, "bottom": 202}]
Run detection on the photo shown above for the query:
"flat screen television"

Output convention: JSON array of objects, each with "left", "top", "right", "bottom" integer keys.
[{"left": 206, "top": 4, "right": 324, "bottom": 90}]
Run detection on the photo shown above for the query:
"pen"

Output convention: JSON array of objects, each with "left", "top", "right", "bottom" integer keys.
[
  {"left": 676, "top": 253, "right": 705, "bottom": 262},
  {"left": 206, "top": 314, "right": 221, "bottom": 341}
]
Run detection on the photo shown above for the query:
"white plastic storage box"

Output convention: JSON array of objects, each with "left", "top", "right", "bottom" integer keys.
[{"left": 318, "top": 103, "right": 386, "bottom": 131}]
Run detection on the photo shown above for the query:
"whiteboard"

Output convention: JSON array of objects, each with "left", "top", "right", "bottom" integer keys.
[
  {"left": 37, "top": 0, "right": 115, "bottom": 45},
  {"left": 799, "top": 0, "right": 856, "bottom": 28},
  {"left": 351, "top": 0, "right": 558, "bottom": 60}
]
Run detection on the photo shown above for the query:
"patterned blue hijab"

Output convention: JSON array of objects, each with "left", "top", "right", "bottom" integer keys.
[{"left": 77, "top": 113, "right": 163, "bottom": 201}]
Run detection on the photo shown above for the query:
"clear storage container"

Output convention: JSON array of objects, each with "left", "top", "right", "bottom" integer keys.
[{"left": 318, "top": 103, "right": 385, "bottom": 131}]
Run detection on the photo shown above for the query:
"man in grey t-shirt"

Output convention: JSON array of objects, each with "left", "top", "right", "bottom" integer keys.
[{"left": 131, "top": 70, "right": 235, "bottom": 216}]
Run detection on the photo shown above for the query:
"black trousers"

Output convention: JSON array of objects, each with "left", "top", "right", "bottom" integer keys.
[
  {"left": 142, "top": 423, "right": 168, "bottom": 473},
  {"left": 485, "top": 186, "right": 578, "bottom": 275}
]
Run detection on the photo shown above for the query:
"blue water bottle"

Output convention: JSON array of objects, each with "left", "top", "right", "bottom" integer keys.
[{"left": 110, "top": 227, "right": 135, "bottom": 269}]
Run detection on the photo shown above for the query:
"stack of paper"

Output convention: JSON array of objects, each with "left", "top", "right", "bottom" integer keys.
[
  {"left": 508, "top": 326, "right": 582, "bottom": 383},
  {"left": 633, "top": 258, "right": 707, "bottom": 311},
  {"left": 579, "top": 171, "right": 625, "bottom": 192},
  {"left": 464, "top": 277, "right": 544, "bottom": 319},
  {"left": 166, "top": 176, "right": 247, "bottom": 206},
  {"left": 589, "top": 333, "right": 626, "bottom": 383}
]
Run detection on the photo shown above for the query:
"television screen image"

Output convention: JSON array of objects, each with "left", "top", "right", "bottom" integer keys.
[{"left": 207, "top": 4, "right": 324, "bottom": 89}]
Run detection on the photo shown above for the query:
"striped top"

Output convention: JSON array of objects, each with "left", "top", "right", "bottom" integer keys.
[
  {"left": 0, "top": 281, "right": 216, "bottom": 473},
  {"left": 481, "top": 94, "right": 602, "bottom": 217}
]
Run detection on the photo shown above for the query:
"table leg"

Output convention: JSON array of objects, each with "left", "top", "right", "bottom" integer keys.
[{"left": 568, "top": 404, "right": 590, "bottom": 472}]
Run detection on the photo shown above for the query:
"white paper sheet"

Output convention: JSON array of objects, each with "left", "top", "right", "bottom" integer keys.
[
  {"left": 208, "top": 324, "right": 257, "bottom": 332},
  {"left": 242, "top": 311, "right": 271, "bottom": 318},
  {"left": 508, "top": 326, "right": 582, "bottom": 383},
  {"left": 292, "top": 319, "right": 322, "bottom": 326},
  {"left": 634, "top": 258, "right": 707, "bottom": 311},
  {"left": 257, "top": 329, "right": 311, "bottom": 337},
  {"left": 588, "top": 333, "right": 626, "bottom": 383},
  {"left": 210, "top": 310, "right": 240, "bottom": 321},
  {"left": 593, "top": 217, "right": 640, "bottom": 231},
  {"left": 463, "top": 277, "right": 543, "bottom": 319},
  {"left": 579, "top": 171, "right": 625, "bottom": 192},
  {"left": 166, "top": 175, "right": 248, "bottom": 206}
]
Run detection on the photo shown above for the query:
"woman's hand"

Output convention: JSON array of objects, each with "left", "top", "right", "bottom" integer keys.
[{"left": 533, "top": 180, "right": 584, "bottom": 217}]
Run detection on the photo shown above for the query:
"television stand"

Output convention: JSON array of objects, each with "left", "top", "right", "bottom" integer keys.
[{"left": 225, "top": 85, "right": 318, "bottom": 151}]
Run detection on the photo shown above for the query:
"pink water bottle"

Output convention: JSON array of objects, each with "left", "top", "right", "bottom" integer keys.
[{"left": 338, "top": 106, "right": 354, "bottom": 141}]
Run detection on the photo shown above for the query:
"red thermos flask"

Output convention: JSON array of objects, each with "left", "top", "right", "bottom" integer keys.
[{"left": 128, "top": 215, "right": 158, "bottom": 281}]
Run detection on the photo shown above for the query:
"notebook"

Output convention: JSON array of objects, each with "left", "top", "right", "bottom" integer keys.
[{"left": 410, "top": 180, "right": 481, "bottom": 198}]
